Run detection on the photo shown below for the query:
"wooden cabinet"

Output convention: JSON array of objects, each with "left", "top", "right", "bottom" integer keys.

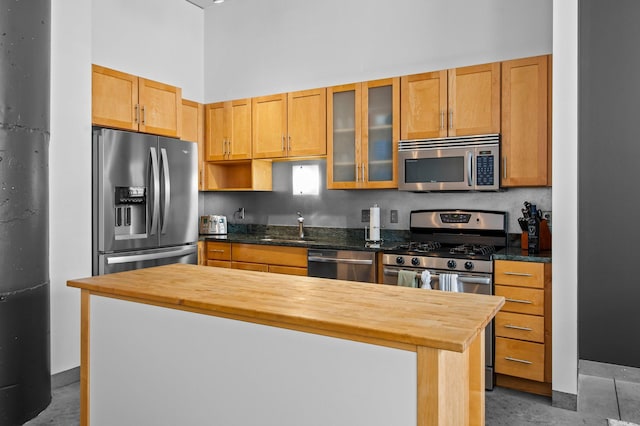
[
  {"left": 182, "top": 99, "right": 205, "bottom": 190},
  {"left": 327, "top": 78, "right": 399, "bottom": 189},
  {"left": 252, "top": 89, "right": 326, "bottom": 159},
  {"left": 205, "top": 241, "right": 232, "bottom": 268},
  {"left": 92, "top": 64, "right": 182, "bottom": 138},
  {"left": 494, "top": 260, "right": 552, "bottom": 396},
  {"left": 231, "top": 243, "right": 307, "bottom": 276},
  {"left": 203, "top": 159, "right": 272, "bottom": 191},
  {"left": 400, "top": 63, "right": 500, "bottom": 139},
  {"left": 197, "top": 241, "right": 207, "bottom": 266},
  {"left": 501, "top": 55, "right": 550, "bottom": 187},
  {"left": 205, "top": 99, "right": 252, "bottom": 161}
]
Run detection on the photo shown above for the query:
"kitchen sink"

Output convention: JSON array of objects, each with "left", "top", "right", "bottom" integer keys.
[{"left": 259, "top": 237, "right": 315, "bottom": 244}]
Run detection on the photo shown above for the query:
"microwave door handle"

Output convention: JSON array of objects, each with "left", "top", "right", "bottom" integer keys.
[{"left": 467, "top": 151, "right": 473, "bottom": 187}]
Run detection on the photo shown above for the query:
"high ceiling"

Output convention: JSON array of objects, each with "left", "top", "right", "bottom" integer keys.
[{"left": 185, "top": 0, "right": 223, "bottom": 9}]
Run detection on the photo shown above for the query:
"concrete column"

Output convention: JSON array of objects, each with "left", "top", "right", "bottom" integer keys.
[{"left": 0, "top": 1, "right": 51, "bottom": 424}]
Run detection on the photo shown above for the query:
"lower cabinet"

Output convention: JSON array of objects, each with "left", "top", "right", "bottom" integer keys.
[
  {"left": 231, "top": 243, "right": 307, "bottom": 276},
  {"left": 206, "top": 241, "right": 232, "bottom": 268},
  {"left": 205, "top": 241, "right": 307, "bottom": 276},
  {"left": 494, "top": 259, "right": 552, "bottom": 396}
]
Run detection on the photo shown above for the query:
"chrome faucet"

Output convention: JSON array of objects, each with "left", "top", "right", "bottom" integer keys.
[{"left": 297, "top": 211, "right": 304, "bottom": 239}]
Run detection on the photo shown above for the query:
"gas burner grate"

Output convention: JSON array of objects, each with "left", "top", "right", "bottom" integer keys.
[
  {"left": 395, "top": 241, "right": 442, "bottom": 252},
  {"left": 449, "top": 244, "right": 496, "bottom": 256}
]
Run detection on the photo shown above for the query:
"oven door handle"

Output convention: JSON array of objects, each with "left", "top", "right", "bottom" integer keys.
[
  {"left": 383, "top": 268, "right": 491, "bottom": 285},
  {"left": 467, "top": 151, "right": 473, "bottom": 187}
]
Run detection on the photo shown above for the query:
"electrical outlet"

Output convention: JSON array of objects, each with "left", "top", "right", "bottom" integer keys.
[
  {"left": 390, "top": 210, "right": 398, "bottom": 223},
  {"left": 361, "top": 209, "right": 370, "bottom": 222}
]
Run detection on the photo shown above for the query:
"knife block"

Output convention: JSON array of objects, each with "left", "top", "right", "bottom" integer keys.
[{"left": 521, "top": 219, "right": 551, "bottom": 250}]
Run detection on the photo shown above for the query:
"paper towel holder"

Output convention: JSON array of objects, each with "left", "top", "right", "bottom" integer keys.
[{"left": 365, "top": 204, "right": 383, "bottom": 246}]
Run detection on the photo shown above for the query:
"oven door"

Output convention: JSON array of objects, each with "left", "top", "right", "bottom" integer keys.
[
  {"left": 382, "top": 266, "right": 491, "bottom": 293},
  {"left": 382, "top": 265, "right": 495, "bottom": 390}
]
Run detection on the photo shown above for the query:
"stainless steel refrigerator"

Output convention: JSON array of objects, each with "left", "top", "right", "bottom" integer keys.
[{"left": 92, "top": 127, "right": 198, "bottom": 275}]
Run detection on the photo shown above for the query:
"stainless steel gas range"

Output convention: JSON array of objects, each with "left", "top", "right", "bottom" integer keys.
[{"left": 381, "top": 209, "right": 508, "bottom": 390}]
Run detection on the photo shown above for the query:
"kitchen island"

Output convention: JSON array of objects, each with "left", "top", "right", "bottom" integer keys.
[{"left": 68, "top": 264, "right": 504, "bottom": 426}]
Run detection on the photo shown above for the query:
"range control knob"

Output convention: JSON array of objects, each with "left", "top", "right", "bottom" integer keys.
[
  {"left": 396, "top": 256, "right": 405, "bottom": 265},
  {"left": 464, "top": 261, "right": 474, "bottom": 270},
  {"left": 411, "top": 257, "right": 420, "bottom": 266},
  {"left": 447, "top": 259, "right": 457, "bottom": 269}
]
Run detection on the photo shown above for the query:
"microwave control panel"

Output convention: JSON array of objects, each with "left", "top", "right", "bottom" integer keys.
[{"left": 476, "top": 153, "right": 495, "bottom": 186}]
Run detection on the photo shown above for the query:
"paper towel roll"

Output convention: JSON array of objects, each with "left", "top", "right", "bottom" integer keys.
[{"left": 369, "top": 205, "right": 380, "bottom": 241}]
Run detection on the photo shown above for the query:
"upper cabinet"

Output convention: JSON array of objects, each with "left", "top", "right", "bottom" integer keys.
[
  {"left": 501, "top": 55, "right": 550, "bottom": 187},
  {"left": 327, "top": 78, "right": 399, "bottom": 189},
  {"left": 181, "top": 99, "right": 205, "bottom": 190},
  {"left": 252, "top": 88, "right": 326, "bottom": 159},
  {"left": 92, "top": 64, "right": 182, "bottom": 138},
  {"left": 205, "top": 99, "right": 252, "bottom": 161},
  {"left": 400, "top": 63, "right": 501, "bottom": 139}
]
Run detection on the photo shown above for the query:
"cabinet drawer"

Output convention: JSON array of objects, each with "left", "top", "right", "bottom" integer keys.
[
  {"left": 495, "top": 285, "right": 544, "bottom": 316},
  {"left": 207, "top": 241, "right": 231, "bottom": 261},
  {"left": 206, "top": 260, "right": 231, "bottom": 268},
  {"left": 495, "top": 337, "right": 545, "bottom": 382},
  {"left": 232, "top": 243, "right": 307, "bottom": 267},
  {"left": 269, "top": 265, "right": 308, "bottom": 276},
  {"left": 494, "top": 260, "right": 545, "bottom": 288},
  {"left": 495, "top": 312, "right": 544, "bottom": 343},
  {"left": 231, "top": 261, "right": 269, "bottom": 272}
]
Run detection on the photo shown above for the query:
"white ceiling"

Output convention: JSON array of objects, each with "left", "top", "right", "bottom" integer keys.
[{"left": 185, "top": 0, "right": 221, "bottom": 9}]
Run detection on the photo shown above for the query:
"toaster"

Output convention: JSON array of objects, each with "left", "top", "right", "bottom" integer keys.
[{"left": 199, "top": 215, "right": 227, "bottom": 235}]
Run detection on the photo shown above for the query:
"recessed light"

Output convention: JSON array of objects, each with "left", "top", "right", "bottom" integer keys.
[{"left": 213, "top": 0, "right": 224, "bottom": 3}]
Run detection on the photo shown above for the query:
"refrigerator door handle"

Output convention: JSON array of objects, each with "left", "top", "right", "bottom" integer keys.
[
  {"left": 149, "top": 147, "right": 160, "bottom": 235},
  {"left": 160, "top": 147, "right": 171, "bottom": 235},
  {"left": 106, "top": 246, "right": 197, "bottom": 265}
]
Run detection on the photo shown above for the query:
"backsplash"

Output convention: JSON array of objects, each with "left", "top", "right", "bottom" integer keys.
[{"left": 200, "top": 159, "right": 552, "bottom": 235}]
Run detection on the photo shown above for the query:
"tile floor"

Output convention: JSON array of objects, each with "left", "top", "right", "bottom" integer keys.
[{"left": 23, "top": 361, "right": 640, "bottom": 426}]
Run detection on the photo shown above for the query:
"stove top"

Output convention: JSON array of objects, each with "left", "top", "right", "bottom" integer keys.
[{"left": 382, "top": 209, "right": 507, "bottom": 272}]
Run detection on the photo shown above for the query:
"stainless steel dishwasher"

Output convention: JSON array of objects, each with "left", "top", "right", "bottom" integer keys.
[{"left": 307, "top": 249, "right": 377, "bottom": 283}]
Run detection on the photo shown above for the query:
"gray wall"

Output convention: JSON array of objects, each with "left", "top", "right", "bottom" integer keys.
[
  {"left": 579, "top": 0, "right": 640, "bottom": 367},
  {"left": 200, "top": 160, "right": 551, "bottom": 235}
]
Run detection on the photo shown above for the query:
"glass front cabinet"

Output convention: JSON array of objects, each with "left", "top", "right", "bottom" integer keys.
[{"left": 327, "top": 78, "right": 399, "bottom": 189}]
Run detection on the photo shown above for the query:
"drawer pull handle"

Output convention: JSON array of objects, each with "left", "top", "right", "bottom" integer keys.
[
  {"left": 505, "top": 356, "right": 533, "bottom": 365},
  {"left": 505, "top": 298, "right": 533, "bottom": 304},
  {"left": 503, "top": 272, "right": 534, "bottom": 277},
  {"left": 504, "top": 324, "right": 533, "bottom": 331},
  {"left": 208, "top": 249, "right": 226, "bottom": 253}
]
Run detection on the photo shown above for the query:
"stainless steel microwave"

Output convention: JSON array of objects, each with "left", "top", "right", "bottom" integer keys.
[{"left": 398, "top": 134, "right": 500, "bottom": 191}]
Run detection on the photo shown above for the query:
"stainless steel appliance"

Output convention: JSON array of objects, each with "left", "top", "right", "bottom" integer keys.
[
  {"left": 200, "top": 215, "right": 228, "bottom": 235},
  {"left": 398, "top": 134, "right": 500, "bottom": 191},
  {"left": 381, "top": 209, "right": 508, "bottom": 389},
  {"left": 308, "top": 249, "right": 377, "bottom": 283},
  {"left": 92, "top": 127, "right": 198, "bottom": 275}
]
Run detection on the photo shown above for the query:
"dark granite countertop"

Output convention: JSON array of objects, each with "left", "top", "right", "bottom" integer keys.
[
  {"left": 199, "top": 225, "right": 408, "bottom": 252},
  {"left": 199, "top": 226, "right": 553, "bottom": 262}
]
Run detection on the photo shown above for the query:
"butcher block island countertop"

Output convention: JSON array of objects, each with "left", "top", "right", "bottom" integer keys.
[{"left": 68, "top": 264, "right": 504, "bottom": 426}]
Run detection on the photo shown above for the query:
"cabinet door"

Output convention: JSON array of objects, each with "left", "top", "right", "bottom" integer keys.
[
  {"left": 327, "top": 83, "right": 361, "bottom": 189},
  {"left": 362, "top": 78, "right": 399, "bottom": 188},
  {"left": 138, "top": 77, "right": 182, "bottom": 138},
  {"left": 400, "top": 71, "right": 448, "bottom": 139},
  {"left": 448, "top": 63, "right": 501, "bottom": 136},
  {"left": 182, "top": 99, "right": 205, "bottom": 190},
  {"left": 287, "top": 88, "right": 327, "bottom": 157},
  {"left": 252, "top": 94, "right": 287, "bottom": 159},
  {"left": 92, "top": 64, "right": 139, "bottom": 131},
  {"left": 501, "top": 55, "right": 549, "bottom": 187},
  {"left": 205, "top": 102, "right": 227, "bottom": 161},
  {"left": 228, "top": 98, "right": 252, "bottom": 160}
]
